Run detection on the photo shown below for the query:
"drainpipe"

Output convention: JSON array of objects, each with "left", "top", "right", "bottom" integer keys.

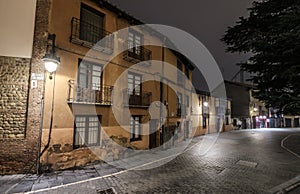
[{"left": 160, "top": 38, "right": 166, "bottom": 147}]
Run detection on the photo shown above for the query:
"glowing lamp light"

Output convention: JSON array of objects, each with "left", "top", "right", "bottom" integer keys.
[
  {"left": 41, "top": 34, "right": 60, "bottom": 79},
  {"left": 253, "top": 107, "right": 258, "bottom": 112},
  {"left": 203, "top": 101, "right": 209, "bottom": 107},
  {"left": 263, "top": 116, "right": 267, "bottom": 119},
  {"left": 43, "top": 59, "right": 59, "bottom": 73}
]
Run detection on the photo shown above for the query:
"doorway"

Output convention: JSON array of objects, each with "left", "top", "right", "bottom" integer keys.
[{"left": 149, "top": 119, "right": 158, "bottom": 149}]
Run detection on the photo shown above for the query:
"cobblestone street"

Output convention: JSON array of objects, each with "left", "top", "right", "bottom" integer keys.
[{"left": 1, "top": 128, "right": 300, "bottom": 193}]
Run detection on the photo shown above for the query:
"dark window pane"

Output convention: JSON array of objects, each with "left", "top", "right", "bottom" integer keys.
[{"left": 80, "top": 5, "right": 104, "bottom": 43}]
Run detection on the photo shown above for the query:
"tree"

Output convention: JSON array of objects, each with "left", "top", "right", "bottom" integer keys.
[{"left": 222, "top": 0, "right": 300, "bottom": 115}]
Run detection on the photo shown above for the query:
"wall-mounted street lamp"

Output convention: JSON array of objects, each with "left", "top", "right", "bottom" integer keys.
[
  {"left": 42, "top": 34, "right": 60, "bottom": 79},
  {"left": 203, "top": 101, "right": 209, "bottom": 107}
]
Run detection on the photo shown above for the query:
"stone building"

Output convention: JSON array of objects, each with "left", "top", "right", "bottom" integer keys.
[
  {"left": 0, "top": 0, "right": 51, "bottom": 175},
  {"left": 0, "top": 0, "right": 232, "bottom": 174}
]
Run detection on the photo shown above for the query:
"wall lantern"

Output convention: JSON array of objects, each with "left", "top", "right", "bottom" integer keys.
[
  {"left": 253, "top": 107, "right": 258, "bottom": 112},
  {"left": 42, "top": 34, "right": 60, "bottom": 79},
  {"left": 203, "top": 101, "right": 209, "bottom": 107}
]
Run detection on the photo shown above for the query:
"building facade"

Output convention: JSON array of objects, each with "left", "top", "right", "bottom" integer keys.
[{"left": 0, "top": 0, "right": 232, "bottom": 174}]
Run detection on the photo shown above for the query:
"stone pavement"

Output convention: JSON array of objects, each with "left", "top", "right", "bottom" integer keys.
[{"left": 1, "top": 128, "right": 300, "bottom": 194}]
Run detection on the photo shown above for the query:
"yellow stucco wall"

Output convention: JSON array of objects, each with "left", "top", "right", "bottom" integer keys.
[{"left": 41, "top": 0, "right": 231, "bottom": 164}]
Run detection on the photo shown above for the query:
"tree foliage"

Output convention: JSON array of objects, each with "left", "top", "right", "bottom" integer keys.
[{"left": 222, "top": 0, "right": 300, "bottom": 115}]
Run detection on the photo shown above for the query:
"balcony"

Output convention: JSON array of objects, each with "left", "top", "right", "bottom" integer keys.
[
  {"left": 123, "top": 41, "right": 152, "bottom": 65},
  {"left": 70, "top": 17, "right": 114, "bottom": 54},
  {"left": 67, "top": 80, "right": 113, "bottom": 105},
  {"left": 123, "top": 89, "right": 152, "bottom": 107}
]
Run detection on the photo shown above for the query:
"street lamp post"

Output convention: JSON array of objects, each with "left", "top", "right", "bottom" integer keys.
[{"left": 36, "top": 34, "right": 60, "bottom": 174}]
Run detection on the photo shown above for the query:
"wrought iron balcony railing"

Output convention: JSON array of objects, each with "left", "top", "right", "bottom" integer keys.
[
  {"left": 70, "top": 17, "right": 114, "bottom": 54},
  {"left": 123, "top": 41, "right": 152, "bottom": 64},
  {"left": 123, "top": 89, "right": 152, "bottom": 107},
  {"left": 67, "top": 80, "right": 113, "bottom": 105}
]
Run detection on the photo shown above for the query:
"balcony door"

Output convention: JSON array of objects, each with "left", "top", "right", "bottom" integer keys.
[
  {"left": 128, "top": 72, "right": 141, "bottom": 105},
  {"left": 80, "top": 4, "right": 104, "bottom": 43},
  {"left": 128, "top": 30, "right": 143, "bottom": 58},
  {"left": 77, "top": 60, "right": 102, "bottom": 103}
]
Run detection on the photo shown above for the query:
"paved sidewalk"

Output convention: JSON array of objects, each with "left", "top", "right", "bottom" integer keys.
[{"left": 0, "top": 135, "right": 205, "bottom": 194}]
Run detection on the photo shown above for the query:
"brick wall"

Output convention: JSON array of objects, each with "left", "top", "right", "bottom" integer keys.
[{"left": 0, "top": 0, "right": 50, "bottom": 175}]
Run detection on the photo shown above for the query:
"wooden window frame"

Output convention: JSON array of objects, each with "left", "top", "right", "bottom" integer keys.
[{"left": 74, "top": 115, "right": 101, "bottom": 148}]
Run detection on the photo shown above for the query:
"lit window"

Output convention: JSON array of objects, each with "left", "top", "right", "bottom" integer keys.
[
  {"left": 74, "top": 115, "right": 101, "bottom": 148},
  {"left": 130, "top": 116, "right": 141, "bottom": 141}
]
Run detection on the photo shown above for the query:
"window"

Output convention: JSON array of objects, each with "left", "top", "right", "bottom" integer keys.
[
  {"left": 128, "top": 29, "right": 143, "bottom": 56},
  {"left": 177, "top": 92, "right": 183, "bottom": 116},
  {"left": 185, "top": 95, "right": 189, "bottom": 107},
  {"left": 215, "top": 98, "right": 220, "bottom": 107},
  {"left": 74, "top": 115, "right": 101, "bottom": 148},
  {"left": 203, "top": 116, "right": 207, "bottom": 128},
  {"left": 177, "top": 121, "right": 182, "bottom": 134},
  {"left": 294, "top": 118, "right": 299, "bottom": 127},
  {"left": 177, "top": 92, "right": 183, "bottom": 107},
  {"left": 80, "top": 4, "right": 104, "bottom": 43},
  {"left": 128, "top": 72, "right": 141, "bottom": 96},
  {"left": 285, "top": 118, "right": 292, "bottom": 127},
  {"left": 78, "top": 60, "right": 102, "bottom": 90},
  {"left": 130, "top": 116, "right": 141, "bottom": 141},
  {"left": 77, "top": 60, "right": 102, "bottom": 102},
  {"left": 185, "top": 67, "right": 189, "bottom": 79},
  {"left": 177, "top": 60, "right": 183, "bottom": 85},
  {"left": 226, "top": 116, "right": 229, "bottom": 125}
]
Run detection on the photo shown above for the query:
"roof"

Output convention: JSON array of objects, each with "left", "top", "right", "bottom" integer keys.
[{"left": 95, "top": 0, "right": 195, "bottom": 70}]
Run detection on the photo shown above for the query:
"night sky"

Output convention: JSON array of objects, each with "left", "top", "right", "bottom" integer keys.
[{"left": 107, "top": 0, "right": 254, "bottom": 89}]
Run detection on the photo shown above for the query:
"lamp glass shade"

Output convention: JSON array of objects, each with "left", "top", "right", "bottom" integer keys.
[{"left": 45, "top": 61, "right": 58, "bottom": 73}]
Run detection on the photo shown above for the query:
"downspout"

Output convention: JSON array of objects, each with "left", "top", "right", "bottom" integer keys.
[{"left": 160, "top": 38, "right": 165, "bottom": 146}]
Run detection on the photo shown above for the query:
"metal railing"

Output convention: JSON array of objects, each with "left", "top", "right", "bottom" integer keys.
[
  {"left": 67, "top": 80, "right": 113, "bottom": 105},
  {"left": 123, "top": 41, "right": 152, "bottom": 63},
  {"left": 70, "top": 17, "right": 114, "bottom": 54},
  {"left": 123, "top": 89, "right": 152, "bottom": 107}
]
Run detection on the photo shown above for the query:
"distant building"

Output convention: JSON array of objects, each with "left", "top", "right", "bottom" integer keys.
[{"left": 225, "top": 80, "right": 252, "bottom": 129}]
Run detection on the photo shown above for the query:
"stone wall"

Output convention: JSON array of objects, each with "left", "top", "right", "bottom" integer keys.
[
  {"left": 0, "top": 0, "right": 50, "bottom": 175},
  {"left": 0, "top": 57, "right": 30, "bottom": 138}
]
